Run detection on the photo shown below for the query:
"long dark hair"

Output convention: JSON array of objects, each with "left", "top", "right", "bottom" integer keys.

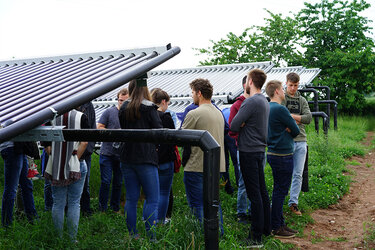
[{"left": 125, "top": 80, "right": 152, "bottom": 121}]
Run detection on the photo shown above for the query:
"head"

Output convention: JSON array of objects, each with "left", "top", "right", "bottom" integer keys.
[
  {"left": 247, "top": 69, "right": 267, "bottom": 90},
  {"left": 266, "top": 80, "right": 285, "bottom": 101},
  {"left": 151, "top": 88, "right": 170, "bottom": 112},
  {"left": 125, "top": 79, "right": 152, "bottom": 121},
  {"left": 117, "top": 88, "right": 129, "bottom": 109},
  {"left": 242, "top": 75, "right": 250, "bottom": 95},
  {"left": 189, "top": 78, "right": 213, "bottom": 105},
  {"left": 286, "top": 72, "right": 300, "bottom": 96}
]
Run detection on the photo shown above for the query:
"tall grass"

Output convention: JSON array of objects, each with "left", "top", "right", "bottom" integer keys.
[{"left": 0, "top": 116, "right": 372, "bottom": 249}]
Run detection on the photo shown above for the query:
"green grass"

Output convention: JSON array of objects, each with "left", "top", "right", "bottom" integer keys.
[{"left": 0, "top": 115, "right": 373, "bottom": 249}]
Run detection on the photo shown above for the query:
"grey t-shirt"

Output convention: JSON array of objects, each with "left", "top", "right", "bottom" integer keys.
[
  {"left": 230, "top": 93, "right": 270, "bottom": 153},
  {"left": 98, "top": 106, "right": 121, "bottom": 156}
]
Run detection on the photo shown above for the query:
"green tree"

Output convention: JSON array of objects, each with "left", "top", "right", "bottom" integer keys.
[
  {"left": 297, "top": 0, "right": 374, "bottom": 113},
  {"left": 195, "top": 0, "right": 375, "bottom": 113},
  {"left": 196, "top": 10, "right": 302, "bottom": 67}
]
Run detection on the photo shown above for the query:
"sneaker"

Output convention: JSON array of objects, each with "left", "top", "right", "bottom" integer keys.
[
  {"left": 283, "top": 225, "right": 298, "bottom": 234},
  {"left": 289, "top": 203, "right": 302, "bottom": 216},
  {"left": 242, "top": 238, "right": 264, "bottom": 248},
  {"left": 163, "top": 218, "right": 171, "bottom": 224},
  {"left": 272, "top": 226, "right": 296, "bottom": 239},
  {"left": 238, "top": 213, "right": 250, "bottom": 224},
  {"left": 27, "top": 164, "right": 42, "bottom": 180}
]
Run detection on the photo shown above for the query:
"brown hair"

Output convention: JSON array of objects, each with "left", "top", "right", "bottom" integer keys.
[
  {"left": 265, "top": 80, "right": 282, "bottom": 98},
  {"left": 189, "top": 78, "right": 213, "bottom": 100},
  {"left": 248, "top": 69, "right": 267, "bottom": 89},
  {"left": 242, "top": 75, "right": 247, "bottom": 86},
  {"left": 117, "top": 88, "right": 129, "bottom": 98},
  {"left": 125, "top": 80, "right": 152, "bottom": 121},
  {"left": 151, "top": 88, "right": 170, "bottom": 105},
  {"left": 286, "top": 72, "right": 300, "bottom": 83}
]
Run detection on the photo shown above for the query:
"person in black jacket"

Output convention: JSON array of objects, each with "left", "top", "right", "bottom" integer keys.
[
  {"left": 118, "top": 80, "right": 162, "bottom": 240},
  {"left": 76, "top": 102, "right": 96, "bottom": 216},
  {"left": 151, "top": 88, "right": 176, "bottom": 224}
]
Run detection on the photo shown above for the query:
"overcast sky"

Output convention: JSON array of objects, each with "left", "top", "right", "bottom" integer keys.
[{"left": 0, "top": 0, "right": 374, "bottom": 70}]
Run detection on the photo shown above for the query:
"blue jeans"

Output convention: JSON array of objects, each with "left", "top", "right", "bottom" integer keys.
[
  {"left": 267, "top": 154, "right": 294, "bottom": 230},
  {"left": 80, "top": 155, "right": 92, "bottom": 213},
  {"left": 51, "top": 161, "right": 87, "bottom": 239},
  {"left": 237, "top": 151, "right": 251, "bottom": 216},
  {"left": 44, "top": 179, "right": 53, "bottom": 211},
  {"left": 239, "top": 151, "right": 271, "bottom": 242},
  {"left": 288, "top": 142, "right": 307, "bottom": 206},
  {"left": 121, "top": 163, "right": 159, "bottom": 237},
  {"left": 183, "top": 171, "right": 224, "bottom": 235},
  {"left": 41, "top": 150, "right": 53, "bottom": 211},
  {"left": 99, "top": 155, "right": 122, "bottom": 212},
  {"left": 223, "top": 134, "right": 238, "bottom": 186},
  {"left": 157, "top": 161, "right": 174, "bottom": 223},
  {"left": 1, "top": 147, "right": 38, "bottom": 226}
]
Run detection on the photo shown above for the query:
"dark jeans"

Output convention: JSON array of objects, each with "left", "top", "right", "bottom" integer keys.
[
  {"left": 224, "top": 134, "right": 239, "bottom": 185},
  {"left": 80, "top": 154, "right": 92, "bottom": 214},
  {"left": 1, "top": 147, "right": 37, "bottom": 226},
  {"left": 239, "top": 151, "right": 271, "bottom": 242},
  {"left": 184, "top": 171, "right": 224, "bottom": 235},
  {"left": 41, "top": 150, "right": 53, "bottom": 211},
  {"left": 267, "top": 154, "right": 294, "bottom": 230},
  {"left": 99, "top": 155, "right": 122, "bottom": 212}
]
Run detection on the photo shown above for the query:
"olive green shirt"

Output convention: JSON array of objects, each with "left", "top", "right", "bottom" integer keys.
[
  {"left": 181, "top": 103, "right": 225, "bottom": 172},
  {"left": 282, "top": 91, "right": 312, "bottom": 142}
]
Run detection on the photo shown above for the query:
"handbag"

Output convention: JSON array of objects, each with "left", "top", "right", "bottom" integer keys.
[{"left": 174, "top": 145, "right": 182, "bottom": 173}]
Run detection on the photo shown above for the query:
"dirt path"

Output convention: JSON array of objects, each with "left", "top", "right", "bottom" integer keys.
[{"left": 283, "top": 132, "right": 375, "bottom": 249}]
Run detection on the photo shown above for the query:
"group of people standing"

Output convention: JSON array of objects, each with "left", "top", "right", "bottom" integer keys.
[
  {"left": 229, "top": 70, "right": 311, "bottom": 247},
  {"left": 0, "top": 69, "right": 311, "bottom": 247}
]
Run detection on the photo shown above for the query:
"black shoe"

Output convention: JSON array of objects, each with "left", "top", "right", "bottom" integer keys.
[
  {"left": 225, "top": 184, "right": 234, "bottom": 195},
  {"left": 238, "top": 214, "right": 250, "bottom": 224},
  {"left": 272, "top": 226, "right": 296, "bottom": 239},
  {"left": 283, "top": 225, "right": 298, "bottom": 234}
]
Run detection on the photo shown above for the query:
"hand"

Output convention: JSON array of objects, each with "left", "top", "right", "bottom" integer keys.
[
  {"left": 240, "top": 122, "right": 245, "bottom": 128},
  {"left": 291, "top": 114, "right": 301, "bottom": 124},
  {"left": 45, "top": 146, "right": 51, "bottom": 155},
  {"left": 285, "top": 127, "right": 291, "bottom": 133}
]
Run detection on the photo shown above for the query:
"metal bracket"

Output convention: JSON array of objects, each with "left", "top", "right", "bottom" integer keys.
[{"left": 10, "top": 125, "right": 65, "bottom": 142}]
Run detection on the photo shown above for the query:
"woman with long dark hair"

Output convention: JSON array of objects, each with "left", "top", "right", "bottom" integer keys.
[{"left": 118, "top": 80, "right": 162, "bottom": 239}]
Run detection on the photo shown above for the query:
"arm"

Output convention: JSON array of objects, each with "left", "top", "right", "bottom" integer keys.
[
  {"left": 228, "top": 103, "right": 239, "bottom": 138},
  {"left": 230, "top": 100, "right": 252, "bottom": 132},
  {"left": 179, "top": 104, "right": 197, "bottom": 128},
  {"left": 181, "top": 112, "right": 196, "bottom": 130},
  {"left": 97, "top": 123, "right": 106, "bottom": 129},
  {"left": 282, "top": 108, "right": 300, "bottom": 138},
  {"left": 299, "top": 97, "right": 312, "bottom": 124},
  {"left": 77, "top": 142, "right": 88, "bottom": 159},
  {"left": 150, "top": 108, "right": 163, "bottom": 129}
]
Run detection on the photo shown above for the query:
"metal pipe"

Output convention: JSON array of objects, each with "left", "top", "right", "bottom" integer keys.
[
  {"left": 308, "top": 100, "right": 338, "bottom": 130},
  {"left": 311, "top": 111, "right": 328, "bottom": 134},
  {"left": 298, "top": 89, "right": 319, "bottom": 132},
  {"left": 306, "top": 86, "right": 331, "bottom": 127},
  {"left": 0, "top": 55, "right": 130, "bottom": 118},
  {"left": 0, "top": 46, "right": 181, "bottom": 143}
]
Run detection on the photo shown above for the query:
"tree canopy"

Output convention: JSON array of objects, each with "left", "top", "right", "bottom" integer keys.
[{"left": 196, "top": 0, "right": 375, "bottom": 113}]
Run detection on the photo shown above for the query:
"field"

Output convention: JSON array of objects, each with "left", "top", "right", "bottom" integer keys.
[{"left": 0, "top": 116, "right": 373, "bottom": 249}]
